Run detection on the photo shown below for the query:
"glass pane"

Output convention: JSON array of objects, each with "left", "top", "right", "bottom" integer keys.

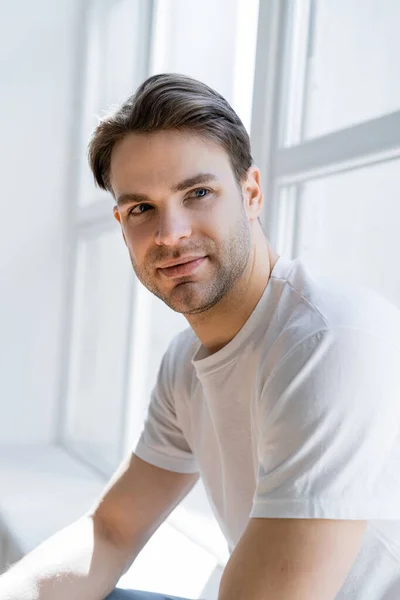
[
  {"left": 78, "top": 0, "right": 148, "bottom": 206},
  {"left": 231, "top": 0, "right": 260, "bottom": 133},
  {"left": 291, "top": 159, "right": 400, "bottom": 310},
  {"left": 64, "top": 227, "right": 134, "bottom": 474},
  {"left": 303, "top": 0, "right": 400, "bottom": 140}
]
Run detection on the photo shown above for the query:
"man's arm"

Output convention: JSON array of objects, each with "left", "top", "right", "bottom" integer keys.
[
  {"left": 0, "top": 452, "right": 200, "bottom": 600},
  {"left": 217, "top": 517, "right": 367, "bottom": 600}
]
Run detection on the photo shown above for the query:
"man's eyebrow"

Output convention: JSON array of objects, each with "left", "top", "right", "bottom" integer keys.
[
  {"left": 170, "top": 172, "right": 220, "bottom": 193},
  {"left": 116, "top": 172, "right": 220, "bottom": 207}
]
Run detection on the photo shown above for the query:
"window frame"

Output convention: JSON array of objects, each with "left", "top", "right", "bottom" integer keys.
[
  {"left": 251, "top": 0, "right": 400, "bottom": 256},
  {"left": 55, "top": 0, "right": 155, "bottom": 475}
]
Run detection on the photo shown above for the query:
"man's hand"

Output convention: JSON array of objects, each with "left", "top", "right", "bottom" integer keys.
[{"left": 217, "top": 517, "right": 367, "bottom": 600}]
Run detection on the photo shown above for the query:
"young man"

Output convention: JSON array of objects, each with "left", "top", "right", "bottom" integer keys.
[{"left": 2, "top": 73, "right": 400, "bottom": 600}]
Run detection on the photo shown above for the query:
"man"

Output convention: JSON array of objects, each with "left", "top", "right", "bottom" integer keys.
[{"left": 1, "top": 73, "right": 400, "bottom": 600}]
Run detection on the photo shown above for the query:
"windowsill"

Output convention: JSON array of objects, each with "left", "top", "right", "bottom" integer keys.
[
  {"left": 0, "top": 443, "right": 105, "bottom": 558},
  {"left": 0, "top": 443, "right": 224, "bottom": 598}
]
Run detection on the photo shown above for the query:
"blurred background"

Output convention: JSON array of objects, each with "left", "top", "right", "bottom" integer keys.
[{"left": 1, "top": 0, "right": 400, "bottom": 597}]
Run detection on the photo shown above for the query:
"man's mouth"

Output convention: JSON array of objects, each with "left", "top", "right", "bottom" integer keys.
[{"left": 158, "top": 257, "right": 206, "bottom": 278}]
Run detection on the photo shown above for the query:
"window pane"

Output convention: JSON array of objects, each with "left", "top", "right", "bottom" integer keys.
[
  {"left": 291, "top": 159, "right": 400, "bottom": 310},
  {"left": 64, "top": 228, "right": 133, "bottom": 474},
  {"left": 303, "top": 0, "right": 400, "bottom": 140},
  {"left": 78, "top": 0, "right": 149, "bottom": 206},
  {"left": 232, "top": 0, "right": 260, "bottom": 133}
]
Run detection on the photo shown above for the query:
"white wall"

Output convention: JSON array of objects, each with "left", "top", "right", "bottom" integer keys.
[{"left": 0, "top": 0, "right": 82, "bottom": 442}]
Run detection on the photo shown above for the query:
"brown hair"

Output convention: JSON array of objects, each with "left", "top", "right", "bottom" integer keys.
[{"left": 87, "top": 73, "right": 253, "bottom": 195}]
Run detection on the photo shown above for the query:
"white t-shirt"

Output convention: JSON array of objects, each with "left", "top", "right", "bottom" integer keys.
[{"left": 134, "top": 254, "right": 400, "bottom": 599}]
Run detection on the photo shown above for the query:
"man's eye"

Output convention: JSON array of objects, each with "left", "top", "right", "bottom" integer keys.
[
  {"left": 129, "top": 204, "right": 152, "bottom": 216},
  {"left": 190, "top": 188, "right": 210, "bottom": 198},
  {"left": 127, "top": 189, "right": 210, "bottom": 217}
]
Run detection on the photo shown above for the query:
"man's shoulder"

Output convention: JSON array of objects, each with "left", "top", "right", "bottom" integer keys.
[
  {"left": 258, "top": 323, "right": 400, "bottom": 402},
  {"left": 289, "top": 259, "right": 400, "bottom": 338},
  {"left": 257, "top": 264, "right": 400, "bottom": 392}
]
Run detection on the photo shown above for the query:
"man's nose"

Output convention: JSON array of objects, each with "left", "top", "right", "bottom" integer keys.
[{"left": 154, "top": 209, "right": 192, "bottom": 246}]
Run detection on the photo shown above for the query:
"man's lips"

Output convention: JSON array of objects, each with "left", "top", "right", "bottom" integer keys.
[{"left": 158, "top": 257, "right": 206, "bottom": 278}]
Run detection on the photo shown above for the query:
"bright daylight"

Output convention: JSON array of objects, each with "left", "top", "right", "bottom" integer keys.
[{"left": 1, "top": 1, "right": 400, "bottom": 599}]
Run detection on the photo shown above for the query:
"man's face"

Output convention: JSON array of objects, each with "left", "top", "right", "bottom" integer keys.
[{"left": 111, "top": 129, "right": 254, "bottom": 315}]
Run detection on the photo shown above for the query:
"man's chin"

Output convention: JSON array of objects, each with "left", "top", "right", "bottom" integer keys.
[
  {"left": 152, "top": 283, "right": 207, "bottom": 314},
  {"left": 168, "top": 290, "right": 223, "bottom": 316},
  {"left": 165, "top": 297, "right": 209, "bottom": 315}
]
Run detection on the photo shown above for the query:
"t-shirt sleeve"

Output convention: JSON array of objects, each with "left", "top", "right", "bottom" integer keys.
[
  {"left": 133, "top": 338, "right": 200, "bottom": 474},
  {"left": 251, "top": 327, "right": 400, "bottom": 520}
]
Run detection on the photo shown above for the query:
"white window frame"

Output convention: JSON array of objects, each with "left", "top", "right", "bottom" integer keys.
[
  {"left": 251, "top": 0, "right": 400, "bottom": 257},
  {"left": 55, "top": 0, "right": 155, "bottom": 474}
]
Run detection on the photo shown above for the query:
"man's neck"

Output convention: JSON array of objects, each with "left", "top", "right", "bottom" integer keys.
[{"left": 186, "top": 236, "right": 279, "bottom": 357}]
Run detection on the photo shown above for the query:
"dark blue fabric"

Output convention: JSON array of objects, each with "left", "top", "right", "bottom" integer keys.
[{"left": 104, "top": 589, "right": 193, "bottom": 600}]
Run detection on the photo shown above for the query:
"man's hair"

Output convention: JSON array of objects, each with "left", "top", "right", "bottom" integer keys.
[{"left": 87, "top": 73, "right": 254, "bottom": 195}]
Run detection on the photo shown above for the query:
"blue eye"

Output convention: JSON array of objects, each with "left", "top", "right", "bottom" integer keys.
[{"left": 191, "top": 188, "right": 210, "bottom": 198}]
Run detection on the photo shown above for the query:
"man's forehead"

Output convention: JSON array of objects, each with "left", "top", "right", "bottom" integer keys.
[{"left": 110, "top": 131, "right": 233, "bottom": 196}]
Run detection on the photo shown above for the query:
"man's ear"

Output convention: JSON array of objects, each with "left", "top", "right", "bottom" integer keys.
[
  {"left": 242, "top": 166, "right": 263, "bottom": 222},
  {"left": 113, "top": 206, "right": 127, "bottom": 246}
]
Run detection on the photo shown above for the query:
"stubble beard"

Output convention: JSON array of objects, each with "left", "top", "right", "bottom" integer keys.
[{"left": 129, "top": 213, "right": 253, "bottom": 315}]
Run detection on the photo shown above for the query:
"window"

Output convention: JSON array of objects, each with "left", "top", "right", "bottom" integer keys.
[
  {"left": 252, "top": 0, "right": 400, "bottom": 310},
  {"left": 302, "top": 0, "right": 400, "bottom": 141},
  {"left": 292, "top": 159, "right": 400, "bottom": 303},
  {"left": 63, "top": 228, "right": 133, "bottom": 473},
  {"left": 60, "top": 0, "right": 153, "bottom": 475}
]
